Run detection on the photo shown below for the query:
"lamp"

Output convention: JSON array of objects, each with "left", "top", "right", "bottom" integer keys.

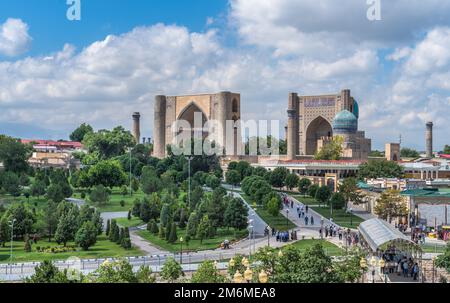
[
  {"left": 229, "top": 258, "right": 235, "bottom": 268},
  {"left": 259, "top": 270, "right": 268, "bottom": 283},
  {"left": 234, "top": 271, "right": 244, "bottom": 283},
  {"left": 379, "top": 259, "right": 386, "bottom": 283},
  {"left": 244, "top": 267, "right": 253, "bottom": 282}
]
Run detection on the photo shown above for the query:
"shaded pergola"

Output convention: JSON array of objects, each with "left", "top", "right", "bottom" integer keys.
[{"left": 358, "top": 218, "right": 421, "bottom": 255}]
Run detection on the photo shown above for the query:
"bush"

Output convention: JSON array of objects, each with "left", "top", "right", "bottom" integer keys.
[{"left": 120, "top": 200, "right": 125, "bottom": 207}]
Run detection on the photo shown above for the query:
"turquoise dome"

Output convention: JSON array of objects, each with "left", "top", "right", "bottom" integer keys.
[
  {"left": 332, "top": 110, "right": 358, "bottom": 134},
  {"left": 353, "top": 101, "right": 359, "bottom": 119}
]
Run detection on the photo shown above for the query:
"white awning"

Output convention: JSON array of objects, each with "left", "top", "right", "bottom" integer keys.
[{"left": 358, "top": 218, "right": 417, "bottom": 252}]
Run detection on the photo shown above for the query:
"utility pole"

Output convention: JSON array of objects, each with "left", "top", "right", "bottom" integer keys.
[{"left": 9, "top": 219, "right": 16, "bottom": 262}]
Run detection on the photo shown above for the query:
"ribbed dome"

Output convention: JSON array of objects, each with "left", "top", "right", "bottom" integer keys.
[
  {"left": 353, "top": 101, "right": 359, "bottom": 119},
  {"left": 332, "top": 110, "right": 358, "bottom": 133}
]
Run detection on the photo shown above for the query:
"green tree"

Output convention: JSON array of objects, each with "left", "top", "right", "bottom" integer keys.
[
  {"left": 285, "top": 173, "right": 299, "bottom": 191},
  {"left": 269, "top": 167, "right": 288, "bottom": 188},
  {"left": 87, "top": 259, "right": 138, "bottom": 283},
  {"left": 225, "top": 170, "right": 241, "bottom": 188},
  {"left": 196, "top": 215, "right": 212, "bottom": 244},
  {"left": 298, "top": 178, "right": 312, "bottom": 196},
  {"left": 2, "top": 204, "right": 35, "bottom": 238},
  {"left": 1, "top": 171, "right": 21, "bottom": 196},
  {"left": 70, "top": 123, "right": 93, "bottom": 142},
  {"left": 86, "top": 160, "right": 127, "bottom": 188},
  {"left": 45, "top": 184, "right": 65, "bottom": 203},
  {"left": 160, "top": 203, "right": 170, "bottom": 228},
  {"left": 89, "top": 185, "right": 110, "bottom": 205},
  {"left": 105, "top": 219, "right": 111, "bottom": 236},
  {"left": 267, "top": 197, "right": 281, "bottom": 216},
  {"left": 314, "top": 136, "right": 343, "bottom": 160},
  {"left": 75, "top": 221, "right": 98, "bottom": 251},
  {"left": 224, "top": 198, "right": 248, "bottom": 232},
  {"left": 140, "top": 166, "right": 162, "bottom": 194},
  {"left": 0, "top": 217, "right": 11, "bottom": 247},
  {"left": 191, "top": 260, "right": 226, "bottom": 283},
  {"left": 307, "top": 184, "right": 320, "bottom": 198},
  {"left": 339, "top": 177, "right": 366, "bottom": 209},
  {"left": 82, "top": 126, "right": 135, "bottom": 160},
  {"left": 374, "top": 190, "right": 408, "bottom": 223},
  {"left": 400, "top": 147, "right": 420, "bottom": 158},
  {"left": 0, "top": 135, "right": 31, "bottom": 173},
  {"left": 435, "top": 243, "right": 450, "bottom": 274},
  {"left": 329, "top": 192, "right": 346, "bottom": 210},
  {"left": 55, "top": 214, "right": 74, "bottom": 246},
  {"left": 186, "top": 212, "right": 199, "bottom": 238},
  {"left": 25, "top": 260, "right": 71, "bottom": 283},
  {"left": 358, "top": 160, "right": 404, "bottom": 179},
  {"left": 31, "top": 179, "right": 46, "bottom": 198},
  {"left": 45, "top": 200, "right": 59, "bottom": 242},
  {"left": 168, "top": 222, "right": 178, "bottom": 244},
  {"left": 315, "top": 186, "right": 332, "bottom": 207},
  {"left": 120, "top": 185, "right": 128, "bottom": 196},
  {"left": 131, "top": 177, "right": 140, "bottom": 193},
  {"left": 160, "top": 257, "right": 184, "bottom": 283},
  {"left": 443, "top": 145, "right": 450, "bottom": 155}
]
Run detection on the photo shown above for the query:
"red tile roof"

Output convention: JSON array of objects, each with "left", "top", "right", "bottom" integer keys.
[{"left": 21, "top": 139, "right": 83, "bottom": 149}]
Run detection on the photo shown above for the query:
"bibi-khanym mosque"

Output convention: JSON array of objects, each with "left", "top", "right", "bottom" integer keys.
[{"left": 150, "top": 89, "right": 371, "bottom": 162}]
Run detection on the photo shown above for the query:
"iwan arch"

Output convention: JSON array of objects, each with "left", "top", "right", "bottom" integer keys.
[{"left": 153, "top": 92, "right": 241, "bottom": 158}]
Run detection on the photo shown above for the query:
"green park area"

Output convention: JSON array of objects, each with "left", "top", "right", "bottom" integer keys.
[
  {"left": 240, "top": 194, "right": 296, "bottom": 231},
  {"left": 290, "top": 239, "right": 344, "bottom": 256},
  {"left": 0, "top": 235, "right": 143, "bottom": 264},
  {"left": 292, "top": 195, "right": 319, "bottom": 205},
  {"left": 137, "top": 228, "right": 247, "bottom": 253},
  {"left": 311, "top": 206, "right": 364, "bottom": 229},
  {"left": 116, "top": 217, "right": 144, "bottom": 228},
  {"left": 84, "top": 188, "right": 147, "bottom": 212}
]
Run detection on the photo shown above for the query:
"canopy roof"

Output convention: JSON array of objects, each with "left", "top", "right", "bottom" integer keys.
[{"left": 358, "top": 218, "right": 418, "bottom": 252}]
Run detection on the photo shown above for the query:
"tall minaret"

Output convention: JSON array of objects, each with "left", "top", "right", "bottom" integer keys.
[
  {"left": 287, "top": 93, "right": 299, "bottom": 160},
  {"left": 426, "top": 122, "right": 433, "bottom": 158},
  {"left": 132, "top": 112, "right": 141, "bottom": 145}
]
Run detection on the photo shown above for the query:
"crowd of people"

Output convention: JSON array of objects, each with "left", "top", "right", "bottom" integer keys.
[{"left": 381, "top": 251, "right": 420, "bottom": 281}]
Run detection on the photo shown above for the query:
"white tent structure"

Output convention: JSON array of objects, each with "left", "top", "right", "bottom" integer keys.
[{"left": 358, "top": 218, "right": 420, "bottom": 253}]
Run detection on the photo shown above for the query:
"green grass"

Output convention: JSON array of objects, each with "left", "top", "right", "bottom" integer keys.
[
  {"left": 240, "top": 194, "right": 296, "bottom": 231},
  {"left": 0, "top": 194, "right": 49, "bottom": 212},
  {"left": 311, "top": 206, "right": 364, "bottom": 228},
  {"left": 420, "top": 244, "right": 448, "bottom": 254},
  {"left": 255, "top": 208, "right": 296, "bottom": 231},
  {"left": 0, "top": 235, "right": 143, "bottom": 263},
  {"left": 292, "top": 195, "right": 319, "bottom": 205},
  {"left": 289, "top": 239, "right": 344, "bottom": 256},
  {"left": 137, "top": 228, "right": 247, "bottom": 253},
  {"left": 116, "top": 217, "right": 144, "bottom": 228},
  {"left": 85, "top": 189, "right": 147, "bottom": 212}
]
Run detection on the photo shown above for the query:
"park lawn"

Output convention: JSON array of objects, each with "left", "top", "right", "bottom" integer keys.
[
  {"left": 116, "top": 217, "right": 145, "bottom": 228},
  {"left": 0, "top": 235, "right": 143, "bottom": 264},
  {"left": 255, "top": 208, "right": 296, "bottom": 232},
  {"left": 240, "top": 194, "right": 296, "bottom": 231},
  {"left": 85, "top": 188, "right": 147, "bottom": 212},
  {"left": 292, "top": 195, "right": 319, "bottom": 205},
  {"left": 289, "top": 239, "right": 344, "bottom": 256},
  {"left": 137, "top": 228, "right": 247, "bottom": 253},
  {"left": 0, "top": 194, "right": 48, "bottom": 210},
  {"left": 311, "top": 206, "right": 364, "bottom": 229},
  {"left": 420, "top": 244, "right": 447, "bottom": 254}
]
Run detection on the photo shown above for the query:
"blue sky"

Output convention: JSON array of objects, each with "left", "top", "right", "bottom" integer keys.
[
  {"left": 0, "top": 0, "right": 450, "bottom": 151},
  {"left": 0, "top": 0, "right": 228, "bottom": 58}
]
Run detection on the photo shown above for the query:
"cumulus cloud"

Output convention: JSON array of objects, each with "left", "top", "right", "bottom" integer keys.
[
  {"left": 1, "top": 1, "right": 450, "bottom": 150},
  {"left": 0, "top": 18, "right": 31, "bottom": 56}
]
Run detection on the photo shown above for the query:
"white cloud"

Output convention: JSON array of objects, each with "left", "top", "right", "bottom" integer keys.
[{"left": 0, "top": 18, "right": 32, "bottom": 56}]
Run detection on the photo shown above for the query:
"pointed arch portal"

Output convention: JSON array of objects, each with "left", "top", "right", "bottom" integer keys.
[{"left": 305, "top": 116, "right": 332, "bottom": 155}]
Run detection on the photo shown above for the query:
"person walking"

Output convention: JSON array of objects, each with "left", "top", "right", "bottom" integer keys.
[
  {"left": 305, "top": 216, "right": 309, "bottom": 226},
  {"left": 413, "top": 263, "right": 419, "bottom": 281},
  {"left": 310, "top": 216, "right": 314, "bottom": 225},
  {"left": 325, "top": 227, "right": 329, "bottom": 238},
  {"left": 306, "top": 205, "right": 309, "bottom": 213}
]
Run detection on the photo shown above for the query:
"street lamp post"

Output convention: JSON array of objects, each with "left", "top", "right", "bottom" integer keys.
[
  {"left": 379, "top": 259, "right": 386, "bottom": 283},
  {"left": 286, "top": 209, "right": 289, "bottom": 230},
  {"left": 432, "top": 256, "right": 436, "bottom": 283},
  {"left": 179, "top": 237, "right": 183, "bottom": 264},
  {"left": 9, "top": 219, "right": 16, "bottom": 262},
  {"left": 185, "top": 156, "right": 193, "bottom": 208},
  {"left": 267, "top": 226, "right": 272, "bottom": 247},
  {"left": 360, "top": 257, "right": 367, "bottom": 283},
  {"left": 370, "top": 256, "right": 377, "bottom": 283}
]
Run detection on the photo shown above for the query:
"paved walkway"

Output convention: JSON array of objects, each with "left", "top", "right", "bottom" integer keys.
[{"left": 129, "top": 231, "right": 168, "bottom": 255}]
